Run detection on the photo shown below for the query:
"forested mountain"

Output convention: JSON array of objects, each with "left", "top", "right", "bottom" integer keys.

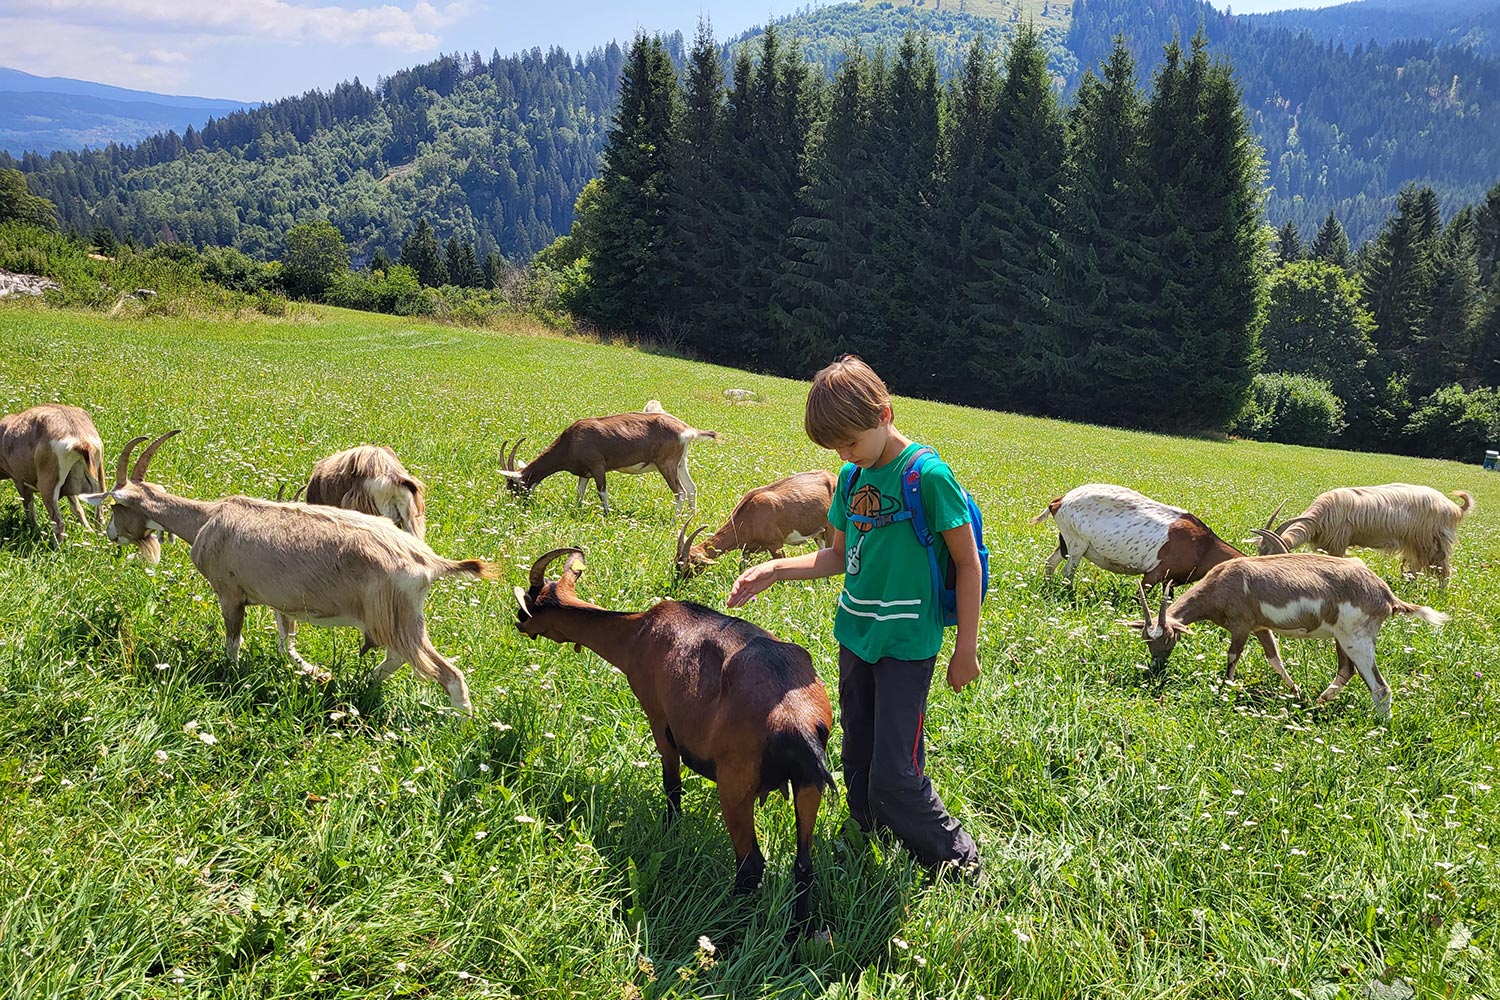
[
  {"left": 1068, "top": 0, "right": 1500, "bottom": 244},
  {"left": 0, "top": 68, "right": 256, "bottom": 156},
  {"left": 1, "top": 47, "right": 635, "bottom": 260},
  {"left": 5, "top": 0, "right": 1499, "bottom": 257},
  {"left": 1245, "top": 0, "right": 1500, "bottom": 57}
]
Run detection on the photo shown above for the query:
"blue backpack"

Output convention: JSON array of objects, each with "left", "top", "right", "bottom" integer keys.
[{"left": 841, "top": 446, "right": 990, "bottom": 628}]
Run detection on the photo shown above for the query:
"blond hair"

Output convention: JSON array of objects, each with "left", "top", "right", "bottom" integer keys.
[{"left": 804, "top": 355, "right": 890, "bottom": 448}]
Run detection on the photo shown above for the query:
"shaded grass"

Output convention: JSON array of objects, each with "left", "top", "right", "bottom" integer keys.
[{"left": 1, "top": 301, "right": 1497, "bottom": 998}]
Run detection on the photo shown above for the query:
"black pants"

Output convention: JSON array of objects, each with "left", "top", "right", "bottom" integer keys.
[{"left": 838, "top": 645, "right": 980, "bottom": 870}]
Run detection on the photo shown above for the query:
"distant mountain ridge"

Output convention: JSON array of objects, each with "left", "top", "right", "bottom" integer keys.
[{"left": 0, "top": 67, "right": 256, "bottom": 155}]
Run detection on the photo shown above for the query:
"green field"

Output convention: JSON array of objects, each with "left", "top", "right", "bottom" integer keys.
[{"left": 1, "top": 302, "right": 1496, "bottom": 999}]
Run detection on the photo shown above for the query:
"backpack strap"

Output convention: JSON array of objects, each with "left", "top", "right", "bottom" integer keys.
[{"left": 900, "top": 448, "right": 947, "bottom": 607}]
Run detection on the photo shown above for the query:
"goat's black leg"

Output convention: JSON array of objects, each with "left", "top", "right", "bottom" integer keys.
[{"left": 651, "top": 727, "right": 682, "bottom": 825}]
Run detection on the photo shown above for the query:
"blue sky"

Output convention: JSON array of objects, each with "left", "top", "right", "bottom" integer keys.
[{"left": 4, "top": 0, "right": 1345, "bottom": 103}]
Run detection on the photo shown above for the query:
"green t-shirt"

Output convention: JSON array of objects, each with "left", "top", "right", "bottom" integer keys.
[{"left": 829, "top": 442, "right": 972, "bottom": 663}]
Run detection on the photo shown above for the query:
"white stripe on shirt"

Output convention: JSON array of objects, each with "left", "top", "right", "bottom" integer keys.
[
  {"left": 839, "top": 593, "right": 923, "bottom": 607},
  {"left": 839, "top": 595, "right": 921, "bottom": 620}
]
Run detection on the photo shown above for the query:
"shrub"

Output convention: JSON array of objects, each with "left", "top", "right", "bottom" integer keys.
[
  {"left": 1229, "top": 372, "right": 1347, "bottom": 447},
  {"left": 1403, "top": 384, "right": 1500, "bottom": 462}
]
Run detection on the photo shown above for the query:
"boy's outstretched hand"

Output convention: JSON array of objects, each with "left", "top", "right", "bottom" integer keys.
[
  {"left": 727, "top": 562, "right": 778, "bottom": 608},
  {"left": 947, "top": 646, "right": 980, "bottom": 692}
]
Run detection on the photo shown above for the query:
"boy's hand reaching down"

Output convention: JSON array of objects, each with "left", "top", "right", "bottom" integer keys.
[
  {"left": 728, "top": 563, "right": 778, "bottom": 608},
  {"left": 947, "top": 646, "right": 979, "bottom": 692}
]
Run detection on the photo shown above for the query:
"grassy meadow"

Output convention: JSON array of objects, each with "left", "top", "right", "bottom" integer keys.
[{"left": 1, "top": 301, "right": 1497, "bottom": 999}]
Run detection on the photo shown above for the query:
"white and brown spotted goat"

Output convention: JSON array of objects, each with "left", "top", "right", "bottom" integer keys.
[
  {"left": 0, "top": 403, "right": 104, "bottom": 546},
  {"left": 303, "top": 445, "right": 426, "bottom": 539},
  {"left": 515, "top": 547, "right": 834, "bottom": 934},
  {"left": 501, "top": 407, "right": 719, "bottom": 516},
  {"left": 1033, "top": 484, "right": 1246, "bottom": 599},
  {"left": 1258, "top": 484, "right": 1473, "bottom": 581},
  {"left": 1126, "top": 536, "right": 1447, "bottom": 718},
  {"left": 89, "top": 432, "right": 495, "bottom": 711},
  {"left": 676, "top": 470, "right": 835, "bottom": 578}
]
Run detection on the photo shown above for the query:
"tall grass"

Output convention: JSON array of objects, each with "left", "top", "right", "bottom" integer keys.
[{"left": 1, "top": 302, "right": 1496, "bottom": 999}]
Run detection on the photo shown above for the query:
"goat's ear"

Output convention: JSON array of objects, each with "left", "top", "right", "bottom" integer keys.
[
  {"left": 79, "top": 493, "right": 109, "bottom": 507},
  {"left": 1117, "top": 618, "right": 1148, "bottom": 632},
  {"left": 513, "top": 586, "right": 532, "bottom": 616}
]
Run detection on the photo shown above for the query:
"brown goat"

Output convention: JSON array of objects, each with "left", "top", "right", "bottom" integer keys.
[
  {"left": 514, "top": 547, "right": 834, "bottom": 932},
  {"left": 501, "top": 410, "right": 719, "bottom": 516},
  {"left": 0, "top": 403, "right": 104, "bottom": 546},
  {"left": 304, "top": 445, "right": 427, "bottom": 539},
  {"left": 675, "top": 470, "right": 835, "bottom": 578}
]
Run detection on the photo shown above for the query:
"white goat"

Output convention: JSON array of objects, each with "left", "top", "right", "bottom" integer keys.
[
  {"left": 1033, "top": 484, "right": 1245, "bottom": 598},
  {"left": 1258, "top": 484, "right": 1473, "bottom": 580},
  {"left": 303, "top": 445, "right": 426, "bottom": 539},
  {"left": 501, "top": 410, "right": 719, "bottom": 516},
  {"left": 89, "top": 432, "right": 495, "bottom": 711},
  {"left": 1126, "top": 540, "right": 1447, "bottom": 718},
  {"left": 0, "top": 403, "right": 104, "bottom": 546},
  {"left": 675, "top": 470, "right": 835, "bottom": 578}
]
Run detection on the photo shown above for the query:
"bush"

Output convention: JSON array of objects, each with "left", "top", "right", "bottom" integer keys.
[
  {"left": 1403, "top": 385, "right": 1500, "bottom": 461},
  {"left": 325, "top": 264, "right": 433, "bottom": 316},
  {"left": 1229, "top": 372, "right": 1347, "bottom": 447},
  {"left": 198, "top": 245, "right": 275, "bottom": 293}
]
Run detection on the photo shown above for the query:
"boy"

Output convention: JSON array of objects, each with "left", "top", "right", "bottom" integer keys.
[{"left": 728, "top": 355, "right": 981, "bottom": 876}]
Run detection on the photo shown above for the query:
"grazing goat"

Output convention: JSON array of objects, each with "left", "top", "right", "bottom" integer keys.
[
  {"left": 89, "top": 432, "right": 495, "bottom": 711},
  {"left": 501, "top": 409, "right": 719, "bottom": 516},
  {"left": 1258, "top": 484, "right": 1473, "bottom": 580},
  {"left": 676, "top": 470, "right": 835, "bottom": 578},
  {"left": 1126, "top": 542, "right": 1447, "bottom": 718},
  {"left": 515, "top": 547, "right": 834, "bottom": 932},
  {"left": 303, "top": 445, "right": 427, "bottom": 539},
  {"left": 0, "top": 403, "right": 104, "bottom": 546},
  {"left": 1033, "top": 484, "right": 1245, "bottom": 600}
]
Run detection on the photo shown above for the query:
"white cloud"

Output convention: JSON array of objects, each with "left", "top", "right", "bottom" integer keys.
[{"left": 13, "top": 0, "right": 472, "bottom": 52}]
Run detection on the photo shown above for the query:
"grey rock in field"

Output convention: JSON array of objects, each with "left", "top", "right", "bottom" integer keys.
[
  {"left": 724, "top": 388, "right": 760, "bottom": 404},
  {"left": 1364, "top": 976, "right": 1415, "bottom": 1000},
  {"left": 0, "top": 269, "right": 59, "bottom": 298}
]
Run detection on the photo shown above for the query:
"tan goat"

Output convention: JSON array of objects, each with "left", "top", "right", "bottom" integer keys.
[
  {"left": 88, "top": 432, "right": 495, "bottom": 711},
  {"left": 303, "top": 445, "right": 426, "bottom": 539},
  {"left": 676, "top": 470, "right": 835, "bottom": 578},
  {"left": 501, "top": 409, "right": 719, "bottom": 516},
  {"left": 1259, "top": 484, "right": 1473, "bottom": 580},
  {"left": 0, "top": 403, "right": 104, "bottom": 546}
]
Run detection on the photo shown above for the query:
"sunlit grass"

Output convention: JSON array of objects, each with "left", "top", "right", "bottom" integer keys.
[{"left": 1, "top": 300, "right": 1496, "bottom": 998}]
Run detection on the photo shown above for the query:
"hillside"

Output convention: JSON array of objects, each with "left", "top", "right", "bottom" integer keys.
[
  {"left": 6, "top": 0, "right": 1500, "bottom": 253},
  {"left": 1, "top": 301, "right": 1496, "bottom": 996},
  {"left": 0, "top": 67, "right": 256, "bottom": 156},
  {"left": 1244, "top": 0, "right": 1500, "bottom": 57}
]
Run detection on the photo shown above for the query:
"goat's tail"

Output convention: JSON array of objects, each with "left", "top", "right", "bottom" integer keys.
[
  {"left": 1030, "top": 495, "right": 1064, "bottom": 525},
  {"left": 442, "top": 558, "right": 501, "bottom": 581},
  {"left": 765, "top": 722, "right": 836, "bottom": 796},
  {"left": 1394, "top": 600, "right": 1449, "bottom": 627},
  {"left": 680, "top": 428, "right": 720, "bottom": 445},
  {"left": 1453, "top": 490, "right": 1474, "bottom": 515}
]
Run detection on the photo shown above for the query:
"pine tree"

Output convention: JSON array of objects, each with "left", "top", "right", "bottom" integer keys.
[
  {"left": 663, "top": 19, "right": 728, "bottom": 354},
  {"left": 445, "top": 236, "right": 463, "bottom": 286},
  {"left": 1412, "top": 212, "right": 1482, "bottom": 396},
  {"left": 1363, "top": 185, "right": 1440, "bottom": 373},
  {"left": 1276, "top": 220, "right": 1304, "bottom": 263},
  {"left": 768, "top": 46, "right": 880, "bottom": 371},
  {"left": 1310, "top": 211, "right": 1350, "bottom": 268},
  {"left": 963, "top": 22, "right": 1067, "bottom": 412},
  {"left": 1058, "top": 37, "right": 1157, "bottom": 423},
  {"left": 400, "top": 218, "right": 446, "bottom": 287},
  {"left": 586, "top": 32, "right": 681, "bottom": 333}
]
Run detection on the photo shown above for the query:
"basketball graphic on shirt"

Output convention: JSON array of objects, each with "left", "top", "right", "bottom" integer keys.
[{"left": 848, "top": 484, "right": 898, "bottom": 533}]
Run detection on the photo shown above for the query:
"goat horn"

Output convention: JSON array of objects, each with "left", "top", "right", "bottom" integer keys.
[
  {"left": 1251, "top": 528, "right": 1291, "bottom": 554},
  {"left": 675, "top": 522, "right": 691, "bottom": 560},
  {"left": 1263, "top": 499, "right": 1286, "bottom": 531},
  {"left": 1135, "top": 584, "right": 1153, "bottom": 624},
  {"left": 131, "top": 429, "right": 181, "bottom": 482},
  {"left": 275, "top": 482, "right": 288, "bottom": 502},
  {"left": 293, "top": 484, "right": 307, "bottom": 503},
  {"left": 114, "top": 436, "right": 149, "bottom": 488},
  {"left": 1157, "top": 587, "right": 1171, "bottom": 628},
  {"left": 1274, "top": 515, "right": 1317, "bottom": 535},
  {"left": 529, "top": 546, "right": 585, "bottom": 589}
]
